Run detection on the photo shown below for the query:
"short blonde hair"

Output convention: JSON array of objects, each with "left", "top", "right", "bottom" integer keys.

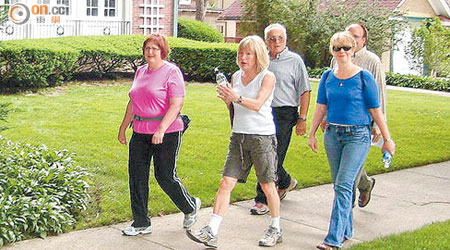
[
  {"left": 236, "top": 35, "right": 269, "bottom": 73},
  {"left": 329, "top": 31, "right": 356, "bottom": 54}
]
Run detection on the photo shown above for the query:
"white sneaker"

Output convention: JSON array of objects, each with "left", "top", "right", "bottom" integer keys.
[
  {"left": 183, "top": 197, "right": 202, "bottom": 228},
  {"left": 258, "top": 226, "right": 282, "bottom": 247},
  {"left": 122, "top": 225, "right": 152, "bottom": 236}
]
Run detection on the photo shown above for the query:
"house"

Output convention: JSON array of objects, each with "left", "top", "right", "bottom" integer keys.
[
  {"left": 0, "top": 0, "right": 179, "bottom": 41},
  {"left": 218, "top": 0, "right": 450, "bottom": 75},
  {"left": 382, "top": 0, "right": 450, "bottom": 74},
  {"left": 216, "top": 0, "right": 243, "bottom": 42},
  {"left": 177, "top": 0, "right": 235, "bottom": 36}
]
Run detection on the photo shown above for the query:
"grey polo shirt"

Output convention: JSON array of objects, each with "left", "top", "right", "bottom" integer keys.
[{"left": 269, "top": 48, "right": 311, "bottom": 107}]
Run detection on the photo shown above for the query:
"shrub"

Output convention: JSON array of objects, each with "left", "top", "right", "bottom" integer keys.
[
  {"left": 0, "top": 42, "right": 79, "bottom": 89},
  {"left": 178, "top": 18, "right": 224, "bottom": 43},
  {"left": 0, "top": 35, "right": 238, "bottom": 89},
  {"left": 0, "top": 137, "right": 90, "bottom": 246},
  {"left": 307, "top": 67, "right": 329, "bottom": 79},
  {"left": 386, "top": 72, "right": 450, "bottom": 92},
  {"left": 0, "top": 102, "right": 11, "bottom": 131}
]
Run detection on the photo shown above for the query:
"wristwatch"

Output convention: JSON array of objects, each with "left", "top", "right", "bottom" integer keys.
[
  {"left": 384, "top": 138, "right": 394, "bottom": 143},
  {"left": 298, "top": 117, "right": 307, "bottom": 121},
  {"left": 237, "top": 96, "right": 243, "bottom": 104}
]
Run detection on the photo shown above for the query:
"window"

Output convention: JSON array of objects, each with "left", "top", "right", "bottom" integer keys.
[
  {"left": 179, "top": 0, "right": 191, "bottom": 5},
  {"left": 104, "top": 0, "right": 115, "bottom": 17},
  {"left": 86, "top": 0, "right": 98, "bottom": 16},
  {"left": 56, "top": 0, "right": 69, "bottom": 15},
  {"left": 57, "top": 0, "right": 69, "bottom": 5}
]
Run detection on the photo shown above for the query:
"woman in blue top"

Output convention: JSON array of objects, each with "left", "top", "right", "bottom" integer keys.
[{"left": 308, "top": 31, "right": 396, "bottom": 250}]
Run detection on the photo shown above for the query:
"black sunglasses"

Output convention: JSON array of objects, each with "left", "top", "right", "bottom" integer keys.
[{"left": 332, "top": 46, "right": 352, "bottom": 52}]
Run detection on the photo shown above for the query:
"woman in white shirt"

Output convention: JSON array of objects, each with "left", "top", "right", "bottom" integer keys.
[{"left": 186, "top": 35, "right": 282, "bottom": 248}]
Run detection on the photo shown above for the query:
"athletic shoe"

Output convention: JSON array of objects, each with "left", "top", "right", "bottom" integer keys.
[
  {"left": 250, "top": 202, "right": 269, "bottom": 215},
  {"left": 183, "top": 197, "right": 202, "bottom": 228},
  {"left": 258, "top": 226, "right": 282, "bottom": 247},
  {"left": 122, "top": 225, "right": 152, "bottom": 236},
  {"left": 186, "top": 225, "right": 218, "bottom": 248},
  {"left": 278, "top": 178, "right": 298, "bottom": 200}
]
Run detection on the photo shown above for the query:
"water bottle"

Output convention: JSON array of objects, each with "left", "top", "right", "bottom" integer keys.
[
  {"left": 382, "top": 150, "right": 392, "bottom": 169},
  {"left": 214, "top": 67, "right": 229, "bottom": 86}
]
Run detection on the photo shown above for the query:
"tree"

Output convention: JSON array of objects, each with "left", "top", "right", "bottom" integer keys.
[
  {"left": 240, "top": 0, "right": 406, "bottom": 68},
  {"left": 406, "top": 17, "right": 450, "bottom": 77},
  {"left": 195, "top": 0, "right": 208, "bottom": 22}
]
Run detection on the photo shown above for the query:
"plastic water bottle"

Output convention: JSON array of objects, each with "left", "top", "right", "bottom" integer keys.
[
  {"left": 382, "top": 150, "right": 392, "bottom": 169},
  {"left": 214, "top": 67, "right": 229, "bottom": 86}
]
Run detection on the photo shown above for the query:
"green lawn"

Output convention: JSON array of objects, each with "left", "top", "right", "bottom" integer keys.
[
  {"left": 0, "top": 79, "right": 449, "bottom": 230},
  {"left": 349, "top": 220, "right": 450, "bottom": 250}
]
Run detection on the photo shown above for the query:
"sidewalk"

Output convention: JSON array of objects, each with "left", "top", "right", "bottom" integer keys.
[{"left": 5, "top": 161, "right": 450, "bottom": 250}]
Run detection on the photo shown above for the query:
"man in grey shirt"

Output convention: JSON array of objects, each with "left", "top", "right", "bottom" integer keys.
[
  {"left": 251, "top": 23, "right": 311, "bottom": 215},
  {"left": 328, "top": 23, "right": 387, "bottom": 208}
]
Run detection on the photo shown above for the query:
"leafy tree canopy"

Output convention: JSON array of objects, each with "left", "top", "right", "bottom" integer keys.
[
  {"left": 406, "top": 17, "right": 450, "bottom": 77},
  {"left": 240, "top": 0, "right": 406, "bottom": 68}
]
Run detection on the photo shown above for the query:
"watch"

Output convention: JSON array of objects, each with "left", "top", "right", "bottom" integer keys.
[
  {"left": 298, "top": 117, "right": 307, "bottom": 121},
  {"left": 237, "top": 95, "right": 243, "bottom": 104}
]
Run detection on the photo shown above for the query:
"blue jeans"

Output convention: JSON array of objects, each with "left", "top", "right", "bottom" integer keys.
[{"left": 323, "top": 124, "right": 371, "bottom": 248}]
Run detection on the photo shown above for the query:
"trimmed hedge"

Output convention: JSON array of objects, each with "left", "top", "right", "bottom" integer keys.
[
  {"left": 0, "top": 35, "right": 238, "bottom": 89},
  {"left": 306, "top": 67, "right": 450, "bottom": 92},
  {"left": 178, "top": 18, "right": 224, "bottom": 43},
  {"left": 0, "top": 136, "right": 90, "bottom": 246},
  {"left": 386, "top": 72, "right": 450, "bottom": 92}
]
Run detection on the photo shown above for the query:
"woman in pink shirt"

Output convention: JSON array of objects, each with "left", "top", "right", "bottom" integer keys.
[{"left": 118, "top": 34, "right": 201, "bottom": 236}]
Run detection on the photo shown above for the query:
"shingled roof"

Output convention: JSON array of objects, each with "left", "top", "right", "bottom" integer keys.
[
  {"left": 218, "top": 0, "right": 449, "bottom": 20},
  {"left": 218, "top": 0, "right": 243, "bottom": 20}
]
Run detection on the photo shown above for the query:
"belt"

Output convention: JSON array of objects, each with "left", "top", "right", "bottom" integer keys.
[{"left": 134, "top": 114, "right": 181, "bottom": 121}]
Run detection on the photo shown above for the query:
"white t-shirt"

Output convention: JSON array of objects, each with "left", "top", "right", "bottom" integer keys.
[{"left": 231, "top": 69, "right": 276, "bottom": 135}]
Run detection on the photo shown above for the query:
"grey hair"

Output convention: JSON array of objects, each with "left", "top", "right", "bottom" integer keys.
[{"left": 264, "top": 23, "right": 287, "bottom": 40}]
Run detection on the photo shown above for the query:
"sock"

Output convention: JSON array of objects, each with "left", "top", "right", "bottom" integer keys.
[
  {"left": 208, "top": 214, "right": 222, "bottom": 236},
  {"left": 270, "top": 216, "right": 281, "bottom": 232}
]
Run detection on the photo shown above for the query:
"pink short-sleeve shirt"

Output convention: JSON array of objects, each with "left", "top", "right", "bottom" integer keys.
[{"left": 129, "top": 62, "right": 185, "bottom": 134}]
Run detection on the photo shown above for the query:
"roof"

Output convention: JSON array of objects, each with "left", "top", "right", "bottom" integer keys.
[
  {"left": 218, "top": 0, "right": 449, "bottom": 21},
  {"left": 218, "top": 0, "right": 243, "bottom": 20}
]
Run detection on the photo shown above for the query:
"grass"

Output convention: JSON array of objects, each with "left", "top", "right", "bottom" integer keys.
[
  {"left": 0, "top": 79, "right": 449, "bottom": 230},
  {"left": 348, "top": 220, "right": 450, "bottom": 250}
]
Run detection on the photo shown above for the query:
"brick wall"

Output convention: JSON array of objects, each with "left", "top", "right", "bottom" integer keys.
[{"left": 132, "top": 0, "right": 174, "bottom": 36}]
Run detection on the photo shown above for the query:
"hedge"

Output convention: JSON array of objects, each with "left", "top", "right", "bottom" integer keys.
[
  {"left": 386, "top": 72, "right": 450, "bottom": 92},
  {"left": 306, "top": 67, "right": 450, "bottom": 92},
  {"left": 0, "top": 136, "right": 90, "bottom": 246},
  {"left": 0, "top": 35, "right": 238, "bottom": 90},
  {"left": 178, "top": 18, "right": 224, "bottom": 43}
]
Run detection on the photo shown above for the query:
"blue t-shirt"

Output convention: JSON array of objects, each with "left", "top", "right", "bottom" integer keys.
[{"left": 317, "top": 69, "right": 380, "bottom": 126}]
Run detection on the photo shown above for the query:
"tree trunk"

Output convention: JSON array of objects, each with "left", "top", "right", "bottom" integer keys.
[{"left": 195, "top": 0, "right": 207, "bottom": 22}]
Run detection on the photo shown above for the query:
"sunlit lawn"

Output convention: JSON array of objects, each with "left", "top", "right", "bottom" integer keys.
[
  {"left": 0, "top": 79, "right": 449, "bottom": 230},
  {"left": 349, "top": 220, "right": 450, "bottom": 250}
]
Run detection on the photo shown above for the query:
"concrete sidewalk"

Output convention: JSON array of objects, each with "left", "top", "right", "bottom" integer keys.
[{"left": 5, "top": 161, "right": 450, "bottom": 250}]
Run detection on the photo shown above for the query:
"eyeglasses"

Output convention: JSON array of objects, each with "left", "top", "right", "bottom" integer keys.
[
  {"left": 268, "top": 36, "right": 284, "bottom": 43},
  {"left": 332, "top": 46, "right": 352, "bottom": 52},
  {"left": 144, "top": 47, "right": 160, "bottom": 52}
]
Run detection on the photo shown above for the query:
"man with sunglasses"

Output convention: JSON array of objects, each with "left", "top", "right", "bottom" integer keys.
[
  {"left": 250, "top": 23, "right": 311, "bottom": 215},
  {"left": 327, "top": 23, "right": 387, "bottom": 208}
]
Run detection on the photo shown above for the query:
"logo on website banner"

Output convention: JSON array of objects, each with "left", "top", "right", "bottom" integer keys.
[{"left": 9, "top": 3, "right": 30, "bottom": 25}]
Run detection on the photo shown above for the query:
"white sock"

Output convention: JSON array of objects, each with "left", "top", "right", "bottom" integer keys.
[
  {"left": 208, "top": 214, "right": 222, "bottom": 236},
  {"left": 270, "top": 216, "right": 281, "bottom": 232}
]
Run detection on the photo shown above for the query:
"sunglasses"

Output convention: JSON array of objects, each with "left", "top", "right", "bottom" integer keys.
[
  {"left": 332, "top": 46, "right": 352, "bottom": 52},
  {"left": 268, "top": 36, "right": 284, "bottom": 43}
]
